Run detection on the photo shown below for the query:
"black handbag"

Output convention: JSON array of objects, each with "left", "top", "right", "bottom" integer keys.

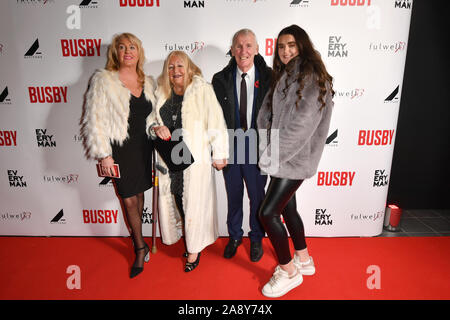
[{"left": 153, "top": 135, "right": 194, "bottom": 172}]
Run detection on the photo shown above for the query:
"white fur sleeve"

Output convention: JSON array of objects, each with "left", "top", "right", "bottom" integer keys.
[
  {"left": 145, "top": 110, "right": 158, "bottom": 140},
  {"left": 80, "top": 71, "right": 112, "bottom": 160},
  {"left": 205, "top": 84, "right": 229, "bottom": 160}
]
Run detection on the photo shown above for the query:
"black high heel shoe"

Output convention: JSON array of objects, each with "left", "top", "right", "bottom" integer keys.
[
  {"left": 130, "top": 243, "right": 150, "bottom": 278},
  {"left": 184, "top": 252, "right": 201, "bottom": 272}
]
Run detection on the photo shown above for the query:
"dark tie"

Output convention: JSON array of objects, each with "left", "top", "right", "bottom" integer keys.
[{"left": 240, "top": 73, "right": 247, "bottom": 130}]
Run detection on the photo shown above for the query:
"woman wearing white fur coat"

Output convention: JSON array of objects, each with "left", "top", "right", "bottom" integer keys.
[
  {"left": 147, "top": 51, "right": 229, "bottom": 272},
  {"left": 81, "top": 33, "right": 157, "bottom": 279}
]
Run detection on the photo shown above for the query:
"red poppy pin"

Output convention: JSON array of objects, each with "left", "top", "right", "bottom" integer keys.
[{"left": 254, "top": 80, "right": 260, "bottom": 88}]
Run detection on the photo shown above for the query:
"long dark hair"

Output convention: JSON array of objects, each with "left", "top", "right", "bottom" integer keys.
[{"left": 269, "top": 25, "right": 334, "bottom": 111}]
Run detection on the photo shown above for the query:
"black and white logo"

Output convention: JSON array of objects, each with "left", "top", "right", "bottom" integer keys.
[
  {"left": 79, "top": 0, "right": 99, "bottom": 8},
  {"left": 328, "top": 36, "right": 348, "bottom": 58},
  {"left": 315, "top": 209, "right": 333, "bottom": 226},
  {"left": 290, "top": 0, "right": 310, "bottom": 7},
  {"left": 394, "top": 0, "right": 411, "bottom": 9},
  {"left": 36, "top": 129, "right": 56, "bottom": 147},
  {"left": 326, "top": 129, "right": 338, "bottom": 147},
  {"left": 373, "top": 169, "right": 389, "bottom": 187},
  {"left": 142, "top": 207, "right": 152, "bottom": 224},
  {"left": 24, "top": 39, "right": 42, "bottom": 58},
  {"left": 99, "top": 177, "right": 114, "bottom": 187},
  {"left": 7, "top": 170, "right": 27, "bottom": 187},
  {"left": 384, "top": 85, "right": 399, "bottom": 103},
  {"left": 0, "top": 87, "right": 11, "bottom": 104},
  {"left": 51, "top": 209, "right": 66, "bottom": 224},
  {"left": 184, "top": 0, "right": 204, "bottom": 8}
]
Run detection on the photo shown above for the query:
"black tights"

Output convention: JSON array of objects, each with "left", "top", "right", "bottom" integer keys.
[
  {"left": 174, "top": 194, "right": 188, "bottom": 251},
  {"left": 259, "top": 177, "right": 306, "bottom": 265},
  {"left": 123, "top": 192, "right": 146, "bottom": 267},
  {"left": 174, "top": 194, "right": 185, "bottom": 220}
]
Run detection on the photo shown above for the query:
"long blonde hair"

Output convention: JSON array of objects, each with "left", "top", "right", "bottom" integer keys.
[
  {"left": 106, "top": 32, "right": 146, "bottom": 87},
  {"left": 157, "top": 51, "right": 202, "bottom": 98}
]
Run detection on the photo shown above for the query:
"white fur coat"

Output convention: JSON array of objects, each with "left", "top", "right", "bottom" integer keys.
[
  {"left": 81, "top": 69, "right": 156, "bottom": 159},
  {"left": 146, "top": 75, "right": 229, "bottom": 253}
]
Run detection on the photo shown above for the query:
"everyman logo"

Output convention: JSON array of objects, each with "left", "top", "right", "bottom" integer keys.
[
  {"left": 184, "top": 0, "right": 204, "bottom": 8},
  {"left": 373, "top": 169, "right": 388, "bottom": 187},
  {"left": 315, "top": 209, "right": 333, "bottom": 226},
  {"left": 36, "top": 129, "right": 56, "bottom": 147},
  {"left": 7, "top": 170, "right": 27, "bottom": 188},
  {"left": 394, "top": 0, "right": 411, "bottom": 9},
  {"left": 328, "top": 36, "right": 348, "bottom": 58}
]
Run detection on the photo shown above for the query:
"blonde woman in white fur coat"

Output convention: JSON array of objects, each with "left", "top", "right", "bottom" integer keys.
[
  {"left": 81, "top": 33, "right": 157, "bottom": 278},
  {"left": 147, "top": 51, "right": 229, "bottom": 272}
]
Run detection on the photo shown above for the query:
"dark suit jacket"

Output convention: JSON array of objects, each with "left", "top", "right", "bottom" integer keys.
[
  {"left": 212, "top": 54, "right": 272, "bottom": 131},
  {"left": 212, "top": 55, "right": 272, "bottom": 167}
]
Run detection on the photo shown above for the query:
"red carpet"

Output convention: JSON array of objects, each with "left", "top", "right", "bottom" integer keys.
[{"left": 0, "top": 236, "right": 449, "bottom": 300}]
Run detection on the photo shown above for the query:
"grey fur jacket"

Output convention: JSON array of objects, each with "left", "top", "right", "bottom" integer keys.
[{"left": 257, "top": 59, "right": 334, "bottom": 180}]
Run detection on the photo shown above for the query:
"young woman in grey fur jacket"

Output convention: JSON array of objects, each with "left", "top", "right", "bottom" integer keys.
[{"left": 257, "top": 25, "right": 335, "bottom": 298}]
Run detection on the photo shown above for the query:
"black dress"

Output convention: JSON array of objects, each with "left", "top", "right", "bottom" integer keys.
[
  {"left": 159, "top": 91, "right": 184, "bottom": 196},
  {"left": 111, "top": 92, "right": 153, "bottom": 198}
]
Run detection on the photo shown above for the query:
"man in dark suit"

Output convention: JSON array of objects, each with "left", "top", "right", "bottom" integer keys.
[{"left": 212, "top": 29, "right": 272, "bottom": 262}]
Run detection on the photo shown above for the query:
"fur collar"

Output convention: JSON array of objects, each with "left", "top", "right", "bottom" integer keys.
[
  {"left": 95, "top": 68, "right": 156, "bottom": 105},
  {"left": 155, "top": 74, "right": 206, "bottom": 102}
]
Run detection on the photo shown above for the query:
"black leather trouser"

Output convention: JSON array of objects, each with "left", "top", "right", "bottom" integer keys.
[{"left": 259, "top": 177, "right": 306, "bottom": 265}]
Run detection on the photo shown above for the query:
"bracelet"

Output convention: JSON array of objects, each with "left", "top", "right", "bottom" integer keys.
[
  {"left": 148, "top": 123, "right": 159, "bottom": 138},
  {"left": 149, "top": 123, "right": 158, "bottom": 133}
]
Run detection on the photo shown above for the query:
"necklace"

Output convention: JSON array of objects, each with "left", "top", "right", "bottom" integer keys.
[{"left": 169, "top": 91, "right": 183, "bottom": 129}]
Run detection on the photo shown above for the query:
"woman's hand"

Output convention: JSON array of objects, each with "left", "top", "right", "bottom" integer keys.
[
  {"left": 100, "top": 156, "right": 115, "bottom": 176},
  {"left": 153, "top": 125, "right": 171, "bottom": 141},
  {"left": 212, "top": 158, "right": 227, "bottom": 171}
]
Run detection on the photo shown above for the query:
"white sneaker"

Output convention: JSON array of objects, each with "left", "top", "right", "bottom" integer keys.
[
  {"left": 262, "top": 265, "right": 303, "bottom": 298},
  {"left": 294, "top": 255, "right": 316, "bottom": 275}
]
